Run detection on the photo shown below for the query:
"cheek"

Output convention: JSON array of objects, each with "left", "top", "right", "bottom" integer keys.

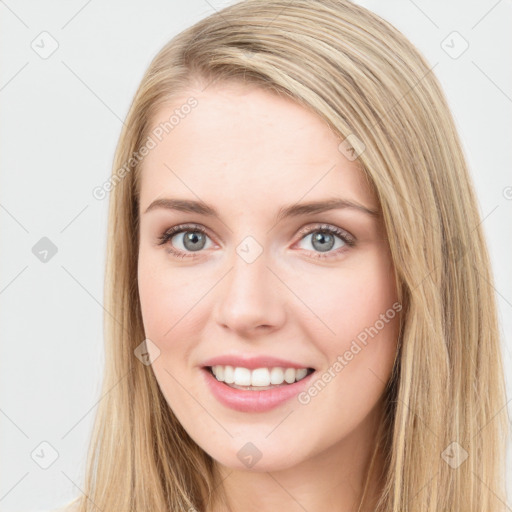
[
  {"left": 137, "top": 250, "right": 207, "bottom": 344},
  {"left": 291, "top": 250, "right": 399, "bottom": 399},
  {"left": 137, "top": 255, "right": 204, "bottom": 405},
  {"left": 292, "top": 251, "right": 398, "bottom": 342}
]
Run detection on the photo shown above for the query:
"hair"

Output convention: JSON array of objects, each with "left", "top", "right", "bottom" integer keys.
[{"left": 68, "top": 0, "right": 509, "bottom": 510}]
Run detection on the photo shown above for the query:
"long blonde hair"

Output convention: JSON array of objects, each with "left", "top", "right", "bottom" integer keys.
[{"left": 70, "top": 0, "right": 509, "bottom": 510}]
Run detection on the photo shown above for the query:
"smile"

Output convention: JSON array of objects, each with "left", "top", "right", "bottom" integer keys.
[
  {"left": 209, "top": 365, "right": 314, "bottom": 389},
  {"left": 202, "top": 366, "right": 317, "bottom": 412}
]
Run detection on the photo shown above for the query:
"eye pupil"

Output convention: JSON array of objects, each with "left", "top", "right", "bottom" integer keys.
[{"left": 312, "top": 231, "right": 334, "bottom": 252}]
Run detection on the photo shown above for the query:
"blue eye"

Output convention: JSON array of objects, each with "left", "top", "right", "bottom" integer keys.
[
  {"left": 157, "top": 224, "right": 212, "bottom": 258},
  {"left": 157, "top": 223, "right": 355, "bottom": 260},
  {"left": 294, "top": 224, "right": 355, "bottom": 259}
]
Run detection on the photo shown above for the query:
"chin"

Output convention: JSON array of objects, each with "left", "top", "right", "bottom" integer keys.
[{"left": 208, "top": 443, "right": 306, "bottom": 473}]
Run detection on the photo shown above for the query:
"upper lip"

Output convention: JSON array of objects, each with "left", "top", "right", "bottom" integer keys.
[{"left": 201, "top": 355, "right": 315, "bottom": 370}]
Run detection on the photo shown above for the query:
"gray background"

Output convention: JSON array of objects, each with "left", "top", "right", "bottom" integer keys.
[{"left": 1, "top": 1, "right": 511, "bottom": 510}]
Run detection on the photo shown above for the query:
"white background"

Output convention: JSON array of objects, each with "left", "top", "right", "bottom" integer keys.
[{"left": 0, "top": 1, "right": 510, "bottom": 510}]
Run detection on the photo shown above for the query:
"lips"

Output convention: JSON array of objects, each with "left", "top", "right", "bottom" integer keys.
[{"left": 201, "top": 365, "right": 316, "bottom": 412}]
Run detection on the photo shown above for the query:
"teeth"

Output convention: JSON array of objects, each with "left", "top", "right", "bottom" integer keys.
[
  {"left": 284, "top": 368, "right": 296, "bottom": 384},
  {"left": 233, "top": 367, "right": 251, "bottom": 386},
  {"left": 251, "top": 368, "right": 270, "bottom": 386},
  {"left": 211, "top": 365, "right": 310, "bottom": 387},
  {"left": 224, "top": 365, "right": 234, "bottom": 384}
]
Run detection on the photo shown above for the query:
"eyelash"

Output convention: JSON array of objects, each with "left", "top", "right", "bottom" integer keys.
[{"left": 156, "top": 223, "right": 356, "bottom": 260}]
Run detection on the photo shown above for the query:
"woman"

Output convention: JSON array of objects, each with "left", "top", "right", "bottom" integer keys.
[{"left": 64, "top": 0, "right": 509, "bottom": 510}]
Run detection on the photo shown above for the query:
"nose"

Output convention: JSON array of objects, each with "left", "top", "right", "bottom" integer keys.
[{"left": 213, "top": 248, "right": 286, "bottom": 338}]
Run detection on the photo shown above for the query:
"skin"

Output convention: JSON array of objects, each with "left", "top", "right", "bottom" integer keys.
[{"left": 137, "top": 80, "right": 400, "bottom": 512}]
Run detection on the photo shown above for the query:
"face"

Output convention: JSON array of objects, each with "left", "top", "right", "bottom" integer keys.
[{"left": 137, "top": 81, "right": 400, "bottom": 473}]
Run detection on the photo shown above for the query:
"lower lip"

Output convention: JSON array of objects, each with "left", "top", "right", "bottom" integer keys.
[{"left": 201, "top": 367, "right": 315, "bottom": 413}]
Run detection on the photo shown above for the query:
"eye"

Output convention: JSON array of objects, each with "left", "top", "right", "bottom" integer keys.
[
  {"left": 294, "top": 224, "right": 355, "bottom": 259},
  {"left": 156, "top": 222, "right": 355, "bottom": 260},
  {"left": 156, "top": 223, "right": 214, "bottom": 259}
]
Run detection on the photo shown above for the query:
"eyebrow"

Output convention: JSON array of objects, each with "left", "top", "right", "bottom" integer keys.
[{"left": 143, "top": 197, "right": 379, "bottom": 220}]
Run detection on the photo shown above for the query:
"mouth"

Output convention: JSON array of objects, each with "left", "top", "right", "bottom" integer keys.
[{"left": 204, "top": 365, "right": 316, "bottom": 391}]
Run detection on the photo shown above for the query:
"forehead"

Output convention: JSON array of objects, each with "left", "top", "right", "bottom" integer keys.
[{"left": 138, "top": 82, "right": 376, "bottom": 214}]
